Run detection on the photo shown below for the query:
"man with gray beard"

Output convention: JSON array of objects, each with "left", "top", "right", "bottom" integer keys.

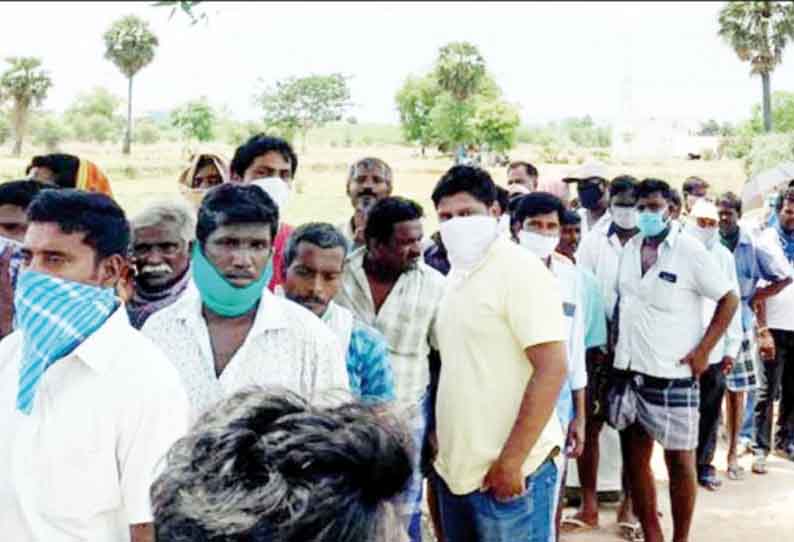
[{"left": 127, "top": 202, "right": 195, "bottom": 329}]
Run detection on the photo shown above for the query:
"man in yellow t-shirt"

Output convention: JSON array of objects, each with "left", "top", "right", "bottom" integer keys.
[{"left": 430, "top": 165, "right": 568, "bottom": 542}]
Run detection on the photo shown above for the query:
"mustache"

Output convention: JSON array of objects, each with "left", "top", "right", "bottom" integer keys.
[
  {"left": 288, "top": 294, "right": 326, "bottom": 306},
  {"left": 139, "top": 263, "right": 173, "bottom": 275}
]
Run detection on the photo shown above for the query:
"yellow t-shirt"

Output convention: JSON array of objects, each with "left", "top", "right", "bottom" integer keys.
[{"left": 434, "top": 237, "right": 566, "bottom": 495}]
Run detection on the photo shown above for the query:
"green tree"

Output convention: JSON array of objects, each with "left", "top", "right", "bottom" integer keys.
[
  {"left": 152, "top": 1, "right": 207, "bottom": 24},
  {"left": 0, "top": 57, "right": 53, "bottom": 156},
  {"left": 698, "top": 119, "right": 722, "bottom": 136},
  {"left": 171, "top": 97, "right": 216, "bottom": 142},
  {"left": 395, "top": 74, "right": 440, "bottom": 156},
  {"left": 429, "top": 93, "right": 476, "bottom": 151},
  {"left": 103, "top": 15, "right": 159, "bottom": 154},
  {"left": 719, "top": 1, "right": 794, "bottom": 133},
  {"left": 31, "top": 114, "right": 70, "bottom": 152},
  {"left": 134, "top": 117, "right": 162, "bottom": 144},
  {"left": 435, "top": 41, "right": 486, "bottom": 102},
  {"left": 65, "top": 87, "right": 124, "bottom": 143},
  {"left": 255, "top": 73, "right": 351, "bottom": 152},
  {"left": 472, "top": 99, "right": 521, "bottom": 152},
  {"left": 0, "top": 113, "right": 9, "bottom": 146},
  {"left": 748, "top": 90, "right": 794, "bottom": 133}
]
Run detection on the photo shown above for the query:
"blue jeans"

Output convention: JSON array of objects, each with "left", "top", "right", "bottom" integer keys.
[{"left": 432, "top": 459, "right": 558, "bottom": 542}]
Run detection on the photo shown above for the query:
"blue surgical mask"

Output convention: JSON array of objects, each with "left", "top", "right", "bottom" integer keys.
[
  {"left": 637, "top": 210, "right": 669, "bottom": 238},
  {"left": 192, "top": 244, "right": 272, "bottom": 317}
]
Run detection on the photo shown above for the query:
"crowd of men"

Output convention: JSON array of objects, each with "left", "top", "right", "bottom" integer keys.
[{"left": 0, "top": 134, "right": 792, "bottom": 542}]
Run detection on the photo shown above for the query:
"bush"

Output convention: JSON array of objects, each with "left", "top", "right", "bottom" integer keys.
[
  {"left": 32, "top": 117, "right": 70, "bottom": 151},
  {"left": 135, "top": 120, "right": 161, "bottom": 144},
  {"left": 745, "top": 134, "right": 794, "bottom": 177}
]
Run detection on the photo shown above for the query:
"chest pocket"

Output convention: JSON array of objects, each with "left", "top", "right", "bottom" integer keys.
[{"left": 648, "top": 271, "right": 680, "bottom": 311}]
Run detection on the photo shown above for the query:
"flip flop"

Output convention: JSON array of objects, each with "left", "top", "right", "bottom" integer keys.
[
  {"left": 560, "top": 516, "right": 598, "bottom": 534},
  {"left": 617, "top": 521, "right": 644, "bottom": 542},
  {"left": 752, "top": 455, "right": 768, "bottom": 475},
  {"left": 727, "top": 464, "right": 745, "bottom": 481},
  {"left": 698, "top": 473, "right": 722, "bottom": 491}
]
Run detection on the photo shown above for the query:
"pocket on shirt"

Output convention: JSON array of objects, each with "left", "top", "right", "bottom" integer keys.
[
  {"left": 45, "top": 447, "right": 122, "bottom": 518},
  {"left": 649, "top": 277, "right": 679, "bottom": 311}
]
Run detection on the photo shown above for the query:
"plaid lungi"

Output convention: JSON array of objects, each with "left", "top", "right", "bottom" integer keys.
[
  {"left": 726, "top": 329, "right": 759, "bottom": 392},
  {"left": 607, "top": 370, "right": 700, "bottom": 451}
]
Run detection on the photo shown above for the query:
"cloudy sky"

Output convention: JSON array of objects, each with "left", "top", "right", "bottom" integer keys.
[{"left": 1, "top": 1, "right": 791, "bottom": 125}]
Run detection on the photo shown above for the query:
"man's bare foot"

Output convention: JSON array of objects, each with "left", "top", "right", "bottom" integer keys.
[{"left": 617, "top": 499, "right": 637, "bottom": 525}]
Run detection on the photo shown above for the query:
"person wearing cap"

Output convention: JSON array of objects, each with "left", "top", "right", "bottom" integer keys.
[
  {"left": 608, "top": 178, "right": 739, "bottom": 542},
  {"left": 563, "top": 162, "right": 611, "bottom": 239},
  {"left": 682, "top": 176, "right": 710, "bottom": 215},
  {"left": 683, "top": 199, "right": 743, "bottom": 491}
]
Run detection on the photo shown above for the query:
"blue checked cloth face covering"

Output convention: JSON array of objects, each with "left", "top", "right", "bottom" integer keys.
[{"left": 14, "top": 270, "right": 118, "bottom": 415}]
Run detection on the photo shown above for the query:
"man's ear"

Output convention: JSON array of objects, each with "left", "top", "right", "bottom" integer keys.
[
  {"left": 97, "top": 254, "right": 126, "bottom": 289},
  {"left": 489, "top": 202, "right": 501, "bottom": 218}
]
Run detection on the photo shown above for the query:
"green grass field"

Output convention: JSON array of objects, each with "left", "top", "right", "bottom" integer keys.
[{"left": 0, "top": 140, "right": 748, "bottom": 233}]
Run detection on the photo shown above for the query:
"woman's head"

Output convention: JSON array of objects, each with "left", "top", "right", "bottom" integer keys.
[{"left": 152, "top": 388, "right": 413, "bottom": 542}]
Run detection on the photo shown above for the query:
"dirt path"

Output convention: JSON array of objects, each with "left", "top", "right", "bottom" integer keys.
[{"left": 562, "top": 445, "right": 794, "bottom": 542}]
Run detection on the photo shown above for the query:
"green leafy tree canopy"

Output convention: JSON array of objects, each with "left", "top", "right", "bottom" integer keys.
[
  {"left": 171, "top": 97, "right": 216, "bottom": 142},
  {"left": 435, "top": 41, "right": 486, "bottom": 102},
  {"left": 0, "top": 56, "right": 53, "bottom": 156}
]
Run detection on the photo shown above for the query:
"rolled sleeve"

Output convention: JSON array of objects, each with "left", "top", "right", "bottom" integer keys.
[
  {"left": 507, "top": 257, "right": 566, "bottom": 349},
  {"left": 757, "top": 242, "right": 793, "bottom": 283},
  {"left": 118, "top": 373, "right": 190, "bottom": 525}
]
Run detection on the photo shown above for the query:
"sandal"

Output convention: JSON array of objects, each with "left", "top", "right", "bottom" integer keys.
[
  {"left": 560, "top": 516, "right": 598, "bottom": 534},
  {"left": 617, "top": 521, "right": 644, "bottom": 542},
  {"left": 698, "top": 471, "right": 722, "bottom": 491},
  {"left": 726, "top": 463, "right": 745, "bottom": 481},
  {"left": 752, "top": 455, "right": 768, "bottom": 475}
]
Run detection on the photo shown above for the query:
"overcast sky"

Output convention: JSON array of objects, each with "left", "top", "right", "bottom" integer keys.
[{"left": 1, "top": 1, "right": 792, "bottom": 125}]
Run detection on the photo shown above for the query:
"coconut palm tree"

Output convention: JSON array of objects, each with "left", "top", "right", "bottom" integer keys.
[{"left": 718, "top": 1, "right": 794, "bottom": 132}]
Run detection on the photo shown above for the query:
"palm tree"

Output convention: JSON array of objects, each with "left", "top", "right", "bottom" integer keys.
[
  {"left": 718, "top": 1, "right": 794, "bottom": 132},
  {"left": 0, "top": 57, "right": 52, "bottom": 157},
  {"left": 435, "top": 41, "right": 486, "bottom": 103},
  {"left": 103, "top": 15, "right": 158, "bottom": 154}
]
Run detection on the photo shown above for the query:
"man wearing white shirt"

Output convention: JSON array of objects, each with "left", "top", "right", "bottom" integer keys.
[
  {"left": 608, "top": 179, "right": 738, "bottom": 542},
  {"left": 683, "top": 200, "right": 743, "bottom": 491},
  {"left": 143, "top": 184, "right": 348, "bottom": 420},
  {"left": 0, "top": 189, "right": 189, "bottom": 542},
  {"left": 562, "top": 161, "right": 611, "bottom": 239}
]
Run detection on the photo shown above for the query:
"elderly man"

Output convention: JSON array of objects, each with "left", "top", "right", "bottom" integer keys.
[
  {"left": 282, "top": 222, "right": 395, "bottom": 405},
  {"left": 563, "top": 162, "right": 611, "bottom": 238},
  {"left": 0, "top": 189, "right": 189, "bottom": 542},
  {"left": 507, "top": 161, "right": 539, "bottom": 191},
  {"left": 431, "top": 167, "right": 567, "bottom": 542},
  {"left": 336, "top": 196, "right": 446, "bottom": 542},
  {"left": 339, "top": 157, "right": 394, "bottom": 248},
  {"left": 608, "top": 178, "right": 738, "bottom": 542},
  {"left": 127, "top": 202, "right": 195, "bottom": 329},
  {"left": 229, "top": 133, "right": 299, "bottom": 291},
  {"left": 143, "top": 184, "right": 348, "bottom": 420}
]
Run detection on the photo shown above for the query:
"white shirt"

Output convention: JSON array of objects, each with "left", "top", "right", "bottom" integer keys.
[
  {"left": 549, "top": 255, "right": 588, "bottom": 390},
  {"left": 142, "top": 287, "right": 349, "bottom": 420},
  {"left": 576, "top": 221, "right": 635, "bottom": 321},
  {"left": 702, "top": 240, "right": 743, "bottom": 365},
  {"left": 0, "top": 309, "right": 189, "bottom": 542},
  {"left": 757, "top": 227, "right": 794, "bottom": 331},
  {"left": 614, "top": 225, "right": 732, "bottom": 379},
  {"left": 578, "top": 208, "right": 611, "bottom": 240}
]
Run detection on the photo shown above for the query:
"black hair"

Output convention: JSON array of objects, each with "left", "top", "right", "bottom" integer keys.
[
  {"left": 26, "top": 189, "right": 129, "bottom": 260},
  {"left": 682, "top": 176, "right": 709, "bottom": 195},
  {"left": 230, "top": 134, "right": 298, "bottom": 179},
  {"left": 670, "top": 188, "right": 682, "bottom": 208},
  {"left": 635, "top": 179, "right": 673, "bottom": 202},
  {"left": 775, "top": 187, "right": 794, "bottom": 212},
  {"left": 0, "top": 180, "right": 49, "bottom": 209},
  {"left": 716, "top": 191, "right": 742, "bottom": 216},
  {"left": 508, "top": 161, "right": 538, "bottom": 178},
  {"left": 26, "top": 154, "right": 81, "bottom": 188},
  {"left": 196, "top": 183, "right": 279, "bottom": 246},
  {"left": 284, "top": 222, "right": 349, "bottom": 269},
  {"left": 364, "top": 196, "right": 424, "bottom": 245},
  {"left": 561, "top": 209, "right": 582, "bottom": 226},
  {"left": 496, "top": 186, "right": 510, "bottom": 214},
  {"left": 431, "top": 166, "right": 497, "bottom": 207},
  {"left": 513, "top": 192, "right": 566, "bottom": 225},
  {"left": 609, "top": 175, "right": 637, "bottom": 199}
]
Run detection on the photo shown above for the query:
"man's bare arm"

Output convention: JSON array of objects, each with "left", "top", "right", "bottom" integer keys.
[{"left": 130, "top": 523, "right": 154, "bottom": 542}]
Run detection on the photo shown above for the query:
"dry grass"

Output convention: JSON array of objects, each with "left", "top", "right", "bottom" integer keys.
[{"left": 0, "top": 142, "right": 747, "bottom": 232}]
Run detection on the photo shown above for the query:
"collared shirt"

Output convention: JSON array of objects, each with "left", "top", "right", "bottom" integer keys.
[
  {"left": 434, "top": 237, "right": 566, "bottom": 495},
  {"left": 335, "top": 248, "right": 446, "bottom": 407},
  {"left": 703, "top": 241, "right": 743, "bottom": 365},
  {"left": 614, "top": 225, "right": 732, "bottom": 379},
  {"left": 142, "top": 286, "right": 349, "bottom": 420},
  {"left": 0, "top": 309, "right": 189, "bottom": 542},
  {"left": 756, "top": 227, "right": 794, "bottom": 332},
  {"left": 322, "top": 301, "right": 396, "bottom": 404},
  {"left": 549, "top": 255, "right": 588, "bottom": 391},
  {"left": 576, "top": 219, "right": 636, "bottom": 321},
  {"left": 578, "top": 208, "right": 611, "bottom": 240}
]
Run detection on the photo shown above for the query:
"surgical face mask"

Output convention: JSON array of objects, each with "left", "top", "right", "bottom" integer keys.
[
  {"left": 611, "top": 206, "right": 638, "bottom": 230},
  {"left": 685, "top": 223, "right": 718, "bottom": 248},
  {"left": 519, "top": 230, "right": 559, "bottom": 261},
  {"left": 439, "top": 215, "right": 499, "bottom": 272},
  {"left": 578, "top": 183, "right": 604, "bottom": 210},
  {"left": 637, "top": 210, "right": 669, "bottom": 238},
  {"left": 250, "top": 176, "right": 291, "bottom": 210}
]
